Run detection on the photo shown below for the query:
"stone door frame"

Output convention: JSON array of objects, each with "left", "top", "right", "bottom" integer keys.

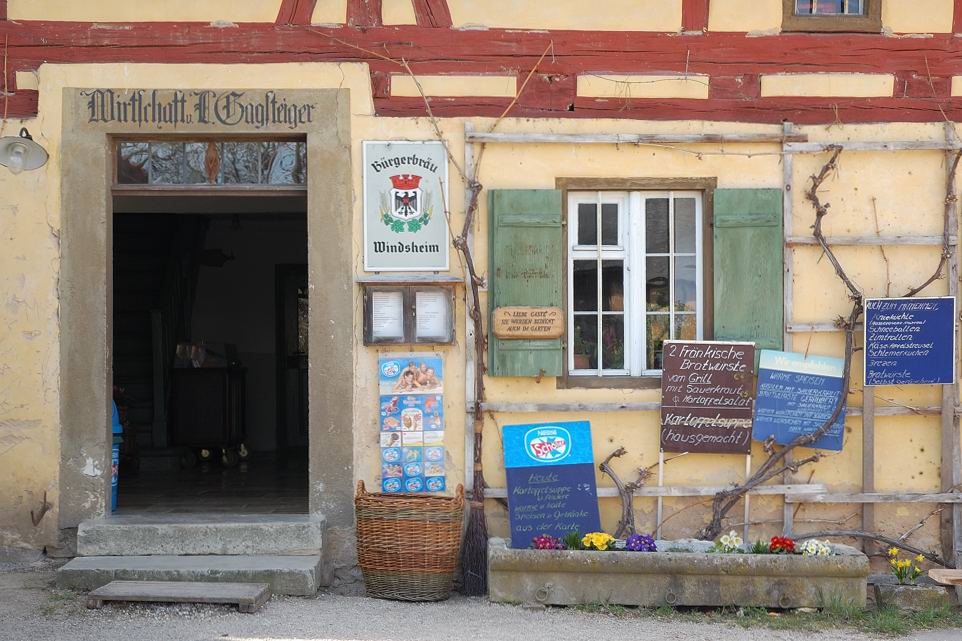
[{"left": 57, "top": 87, "right": 355, "bottom": 536}]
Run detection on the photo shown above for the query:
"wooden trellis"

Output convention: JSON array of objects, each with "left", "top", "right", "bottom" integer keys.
[{"left": 462, "top": 122, "right": 962, "bottom": 591}]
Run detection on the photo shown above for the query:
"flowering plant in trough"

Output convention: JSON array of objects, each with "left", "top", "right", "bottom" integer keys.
[
  {"left": 581, "top": 532, "right": 616, "bottom": 551},
  {"left": 530, "top": 534, "right": 567, "bottom": 550},
  {"left": 625, "top": 533, "right": 657, "bottom": 552},
  {"left": 799, "top": 539, "right": 833, "bottom": 557},
  {"left": 769, "top": 536, "right": 796, "bottom": 554},
  {"left": 713, "top": 530, "right": 744, "bottom": 553},
  {"left": 888, "top": 547, "right": 924, "bottom": 585}
]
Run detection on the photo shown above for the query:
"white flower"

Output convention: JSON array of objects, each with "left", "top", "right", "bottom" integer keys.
[
  {"left": 732, "top": 535, "right": 743, "bottom": 548},
  {"left": 720, "top": 535, "right": 731, "bottom": 546}
]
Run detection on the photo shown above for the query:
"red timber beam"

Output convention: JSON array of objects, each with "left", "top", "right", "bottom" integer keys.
[
  {"left": 682, "top": 0, "right": 709, "bottom": 33},
  {"left": 2, "top": 21, "right": 962, "bottom": 123},
  {"left": 276, "top": 0, "right": 318, "bottom": 26},
  {"left": 0, "top": 1, "right": 6, "bottom": 21},
  {"left": 412, "top": 0, "right": 452, "bottom": 28},
  {"left": 347, "top": 0, "right": 382, "bottom": 27},
  {"left": 955, "top": 0, "right": 962, "bottom": 34}
]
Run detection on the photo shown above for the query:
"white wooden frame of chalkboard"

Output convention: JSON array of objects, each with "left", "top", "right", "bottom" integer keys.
[
  {"left": 862, "top": 296, "right": 957, "bottom": 387},
  {"left": 463, "top": 123, "right": 962, "bottom": 597}
]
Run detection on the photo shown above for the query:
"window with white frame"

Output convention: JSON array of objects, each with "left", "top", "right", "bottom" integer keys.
[{"left": 568, "top": 191, "right": 703, "bottom": 377}]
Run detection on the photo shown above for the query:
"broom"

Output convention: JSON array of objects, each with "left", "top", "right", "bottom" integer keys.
[{"left": 460, "top": 408, "right": 488, "bottom": 596}]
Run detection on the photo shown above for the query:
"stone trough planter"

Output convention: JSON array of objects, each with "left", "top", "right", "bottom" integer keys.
[{"left": 488, "top": 537, "right": 869, "bottom": 609}]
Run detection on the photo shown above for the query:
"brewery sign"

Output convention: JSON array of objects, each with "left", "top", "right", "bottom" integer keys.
[{"left": 364, "top": 141, "right": 449, "bottom": 271}]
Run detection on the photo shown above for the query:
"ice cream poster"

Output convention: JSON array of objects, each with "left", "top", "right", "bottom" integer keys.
[{"left": 379, "top": 353, "right": 445, "bottom": 493}]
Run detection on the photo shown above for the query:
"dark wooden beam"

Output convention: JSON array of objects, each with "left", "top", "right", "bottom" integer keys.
[
  {"left": 412, "top": 0, "right": 452, "bottom": 28},
  {"left": 682, "top": 0, "right": 709, "bottom": 33},
  {"left": 276, "top": 0, "right": 319, "bottom": 26},
  {"left": 347, "top": 0, "right": 382, "bottom": 27},
  {"left": 955, "top": 0, "right": 962, "bottom": 34}
]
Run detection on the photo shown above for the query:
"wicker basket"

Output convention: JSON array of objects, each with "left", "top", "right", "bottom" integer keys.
[{"left": 355, "top": 480, "right": 464, "bottom": 601}]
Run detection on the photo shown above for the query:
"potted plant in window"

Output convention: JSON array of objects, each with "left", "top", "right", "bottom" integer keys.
[{"left": 572, "top": 325, "right": 593, "bottom": 370}]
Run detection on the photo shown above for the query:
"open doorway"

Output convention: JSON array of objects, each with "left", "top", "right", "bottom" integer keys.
[{"left": 110, "top": 139, "right": 309, "bottom": 514}]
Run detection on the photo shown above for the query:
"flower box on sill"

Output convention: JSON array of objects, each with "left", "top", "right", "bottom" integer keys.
[{"left": 487, "top": 537, "right": 869, "bottom": 609}]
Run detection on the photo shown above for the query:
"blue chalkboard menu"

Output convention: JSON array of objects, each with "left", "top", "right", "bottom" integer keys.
[
  {"left": 752, "top": 350, "right": 846, "bottom": 452},
  {"left": 864, "top": 297, "right": 956, "bottom": 386},
  {"left": 503, "top": 421, "right": 600, "bottom": 549}
]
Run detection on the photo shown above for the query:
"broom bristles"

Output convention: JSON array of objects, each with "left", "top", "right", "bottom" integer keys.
[
  {"left": 460, "top": 501, "right": 488, "bottom": 596},
  {"left": 461, "top": 464, "right": 489, "bottom": 596}
]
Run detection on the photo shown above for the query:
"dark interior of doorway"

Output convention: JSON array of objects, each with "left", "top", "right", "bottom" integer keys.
[{"left": 111, "top": 196, "right": 308, "bottom": 514}]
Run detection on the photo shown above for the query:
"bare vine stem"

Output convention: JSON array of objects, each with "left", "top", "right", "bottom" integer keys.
[{"left": 905, "top": 149, "right": 962, "bottom": 296}]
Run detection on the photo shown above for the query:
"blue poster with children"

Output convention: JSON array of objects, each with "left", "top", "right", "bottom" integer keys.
[
  {"left": 379, "top": 353, "right": 445, "bottom": 493},
  {"left": 502, "top": 421, "right": 601, "bottom": 548}
]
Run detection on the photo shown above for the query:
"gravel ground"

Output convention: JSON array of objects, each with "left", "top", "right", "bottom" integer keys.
[{"left": 1, "top": 561, "right": 961, "bottom": 641}]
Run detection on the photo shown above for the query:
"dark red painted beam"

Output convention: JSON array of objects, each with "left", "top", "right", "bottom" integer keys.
[
  {"left": 276, "top": 0, "right": 318, "bottom": 26},
  {"left": 347, "top": 0, "right": 382, "bottom": 27},
  {"left": 412, "top": 0, "right": 452, "bottom": 28},
  {"left": 5, "top": 23, "right": 962, "bottom": 76},
  {"left": 2, "top": 21, "right": 962, "bottom": 123},
  {"left": 0, "top": 1, "right": 6, "bottom": 22},
  {"left": 955, "top": 0, "right": 962, "bottom": 34},
  {"left": 682, "top": 0, "right": 709, "bottom": 33}
]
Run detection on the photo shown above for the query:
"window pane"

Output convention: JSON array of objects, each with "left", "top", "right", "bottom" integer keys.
[
  {"left": 646, "top": 198, "right": 669, "bottom": 253},
  {"left": 601, "top": 203, "right": 619, "bottom": 245},
  {"left": 572, "top": 315, "right": 598, "bottom": 370},
  {"left": 646, "top": 314, "right": 669, "bottom": 370},
  {"left": 149, "top": 142, "right": 184, "bottom": 184},
  {"left": 796, "top": 0, "right": 862, "bottom": 14},
  {"left": 675, "top": 313, "right": 697, "bottom": 341},
  {"left": 674, "top": 198, "right": 697, "bottom": 253},
  {"left": 577, "top": 203, "right": 597, "bottom": 245},
  {"left": 117, "top": 142, "right": 149, "bottom": 184},
  {"left": 646, "top": 257, "right": 670, "bottom": 311},
  {"left": 184, "top": 142, "right": 210, "bottom": 184},
  {"left": 674, "top": 255, "right": 697, "bottom": 312},
  {"left": 601, "top": 315, "right": 625, "bottom": 370},
  {"left": 264, "top": 142, "right": 306, "bottom": 185},
  {"left": 221, "top": 142, "right": 261, "bottom": 184},
  {"left": 572, "top": 260, "right": 598, "bottom": 311},
  {"left": 602, "top": 260, "right": 624, "bottom": 311}
]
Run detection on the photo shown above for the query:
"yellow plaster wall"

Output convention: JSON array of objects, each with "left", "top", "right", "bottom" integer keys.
[
  {"left": 312, "top": 0, "right": 348, "bottom": 25},
  {"left": 883, "top": 0, "right": 954, "bottom": 33},
  {"left": 709, "top": 0, "right": 782, "bottom": 32},
  {"left": 391, "top": 74, "right": 517, "bottom": 97},
  {"left": 447, "top": 0, "right": 682, "bottom": 31},
  {"left": 761, "top": 73, "right": 895, "bottom": 97},
  {"left": 7, "top": 0, "right": 279, "bottom": 22},
  {"left": 577, "top": 74, "right": 710, "bottom": 100},
  {"left": 382, "top": 0, "right": 418, "bottom": 25},
  {"left": 1, "top": 61, "right": 956, "bottom": 557}
]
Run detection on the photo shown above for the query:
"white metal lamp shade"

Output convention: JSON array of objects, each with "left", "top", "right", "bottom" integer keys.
[{"left": 0, "top": 128, "right": 49, "bottom": 174}]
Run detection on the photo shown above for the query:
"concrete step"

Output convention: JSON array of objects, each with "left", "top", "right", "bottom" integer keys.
[
  {"left": 57, "top": 554, "right": 323, "bottom": 596},
  {"left": 78, "top": 514, "right": 324, "bottom": 556}
]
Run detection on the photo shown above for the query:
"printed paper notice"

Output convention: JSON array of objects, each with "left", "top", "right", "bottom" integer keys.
[
  {"left": 371, "top": 291, "right": 404, "bottom": 340},
  {"left": 415, "top": 290, "right": 449, "bottom": 341}
]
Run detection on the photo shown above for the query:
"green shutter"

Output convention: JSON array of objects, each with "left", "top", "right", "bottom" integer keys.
[
  {"left": 713, "top": 188, "right": 783, "bottom": 350},
  {"left": 488, "top": 189, "right": 564, "bottom": 377}
]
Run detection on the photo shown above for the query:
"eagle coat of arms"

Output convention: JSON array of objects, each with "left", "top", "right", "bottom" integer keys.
[{"left": 380, "top": 174, "right": 433, "bottom": 233}]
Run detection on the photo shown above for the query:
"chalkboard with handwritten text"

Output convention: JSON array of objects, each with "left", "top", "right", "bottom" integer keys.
[
  {"left": 753, "top": 350, "right": 846, "bottom": 452},
  {"left": 660, "top": 341, "right": 755, "bottom": 454},
  {"left": 503, "top": 421, "right": 600, "bottom": 548},
  {"left": 864, "top": 297, "right": 956, "bottom": 386}
]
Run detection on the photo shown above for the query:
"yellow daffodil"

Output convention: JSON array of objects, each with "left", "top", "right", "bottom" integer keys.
[
  {"left": 888, "top": 547, "right": 899, "bottom": 557},
  {"left": 915, "top": 554, "right": 925, "bottom": 563}
]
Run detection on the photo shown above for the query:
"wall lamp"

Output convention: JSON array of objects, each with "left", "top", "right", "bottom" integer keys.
[{"left": 0, "top": 128, "right": 49, "bottom": 175}]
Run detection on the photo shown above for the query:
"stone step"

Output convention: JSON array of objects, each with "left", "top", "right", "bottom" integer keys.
[
  {"left": 77, "top": 514, "right": 324, "bottom": 556},
  {"left": 57, "top": 554, "right": 324, "bottom": 596}
]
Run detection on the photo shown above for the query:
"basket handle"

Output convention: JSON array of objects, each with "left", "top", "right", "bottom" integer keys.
[{"left": 356, "top": 480, "right": 366, "bottom": 498}]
